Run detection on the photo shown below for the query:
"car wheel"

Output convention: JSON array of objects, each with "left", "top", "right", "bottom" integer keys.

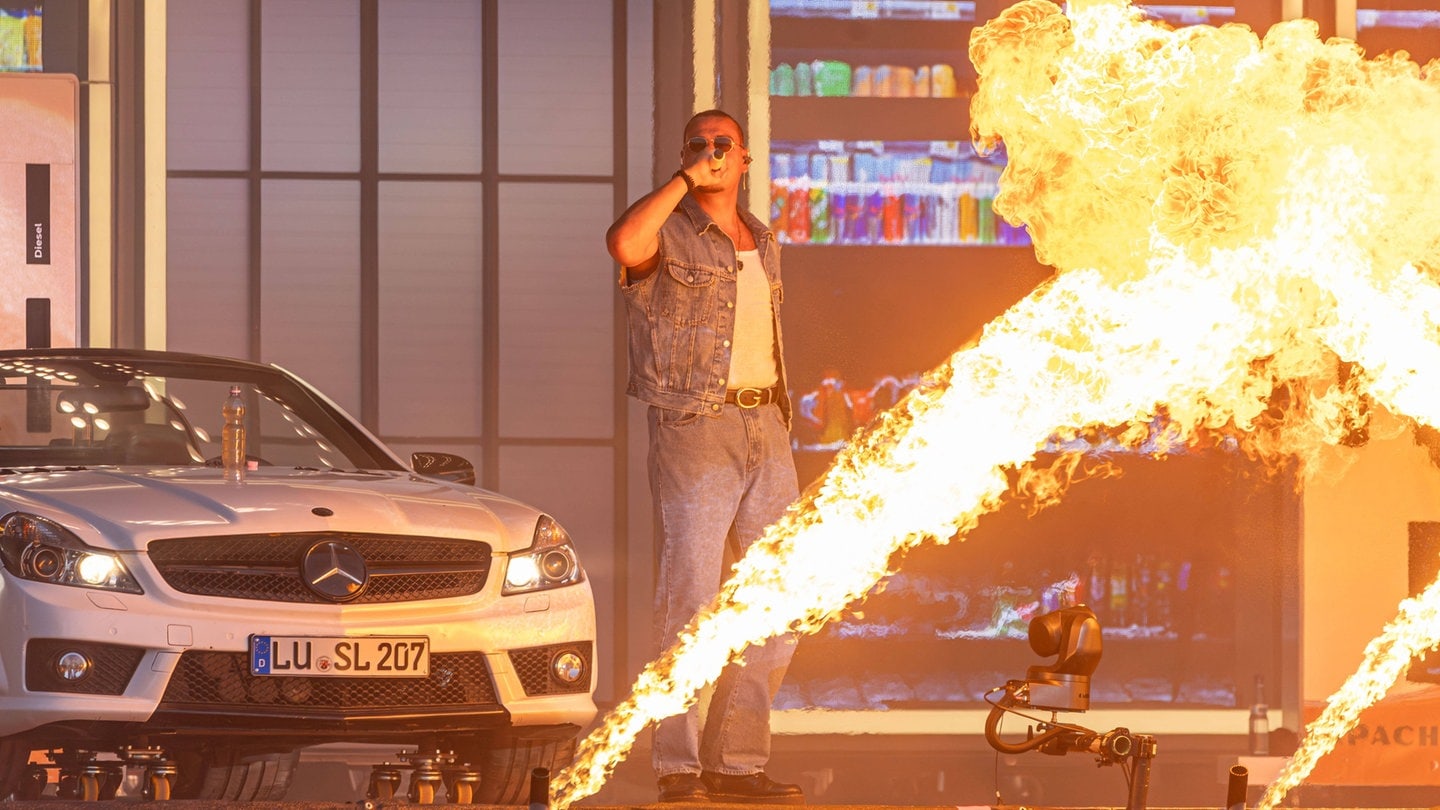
[
  {"left": 0, "top": 737, "right": 29, "bottom": 800},
  {"left": 460, "top": 736, "right": 577, "bottom": 805},
  {"left": 171, "top": 744, "right": 299, "bottom": 801}
]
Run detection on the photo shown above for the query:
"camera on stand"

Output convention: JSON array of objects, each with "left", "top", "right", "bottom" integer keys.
[{"left": 984, "top": 605, "right": 1160, "bottom": 810}]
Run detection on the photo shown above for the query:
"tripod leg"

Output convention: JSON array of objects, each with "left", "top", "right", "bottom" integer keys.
[{"left": 1127, "top": 754, "right": 1152, "bottom": 810}]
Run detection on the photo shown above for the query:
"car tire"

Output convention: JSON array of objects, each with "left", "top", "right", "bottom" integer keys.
[
  {"left": 463, "top": 736, "right": 577, "bottom": 805},
  {"left": 0, "top": 737, "right": 29, "bottom": 800},
  {"left": 171, "top": 744, "right": 299, "bottom": 801}
]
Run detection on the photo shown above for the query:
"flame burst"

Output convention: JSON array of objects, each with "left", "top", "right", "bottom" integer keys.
[
  {"left": 1258, "top": 574, "right": 1440, "bottom": 810},
  {"left": 555, "top": 2, "right": 1440, "bottom": 806}
]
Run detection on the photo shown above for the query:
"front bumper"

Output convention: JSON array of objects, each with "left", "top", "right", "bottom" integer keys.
[{"left": 0, "top": 570, "right": 598, "bottom": 744}]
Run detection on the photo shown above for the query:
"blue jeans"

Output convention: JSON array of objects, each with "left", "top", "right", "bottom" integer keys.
[{"left": 648, "top": 402, "right": 800, "bottom": 777}]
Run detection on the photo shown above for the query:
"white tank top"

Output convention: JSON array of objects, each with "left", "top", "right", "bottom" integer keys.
[{"left": 729, "top": 249, "right": 778, "bottom": 389}]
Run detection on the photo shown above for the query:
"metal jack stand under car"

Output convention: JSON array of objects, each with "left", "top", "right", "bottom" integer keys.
[
  {"left": 984, "top": 605, "right": 1163, "bottom": 810},
  {"left": 366, "top": 749, "right": 481, "bottom": 805},
  {"left": 19, "top": 745, "right": 178, "bottom": 801}
]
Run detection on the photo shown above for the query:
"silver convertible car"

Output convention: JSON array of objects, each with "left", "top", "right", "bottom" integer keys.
[{"left": 0, "top": 349, "right": 596, "bottom": 803}]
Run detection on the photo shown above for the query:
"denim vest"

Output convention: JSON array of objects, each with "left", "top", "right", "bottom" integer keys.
[{"left": 620, "top": 195, "right": 792, "bottom": 427}]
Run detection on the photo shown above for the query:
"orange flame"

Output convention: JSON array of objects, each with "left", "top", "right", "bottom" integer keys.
[
  {"left": 555, "top": 2, "right": 1440, "bottom": 806},
  {"left": 1258, "top": 574, "right": 1440, "bottom": 810}
]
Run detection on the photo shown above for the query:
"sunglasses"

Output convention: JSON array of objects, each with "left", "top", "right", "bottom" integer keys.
[{"left": 686, "top": 136, "right": 738, "bottom": 155}]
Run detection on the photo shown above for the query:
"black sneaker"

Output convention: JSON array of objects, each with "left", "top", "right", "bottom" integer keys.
[
  {"left": 701, "top": 771, "right": 806, "bottom": 805},
  {"left": 658, "top": 772, "right": 709, "bottom": 803}
]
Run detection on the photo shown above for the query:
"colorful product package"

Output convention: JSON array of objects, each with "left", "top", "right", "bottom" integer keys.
[
  {"left": 794, "top": 61, "right": 814, "bottom": 96},
  {"left": 959, "top": 183, "right": 979, "bottom": 242},
  {"left": 902, "top": 191, "right": 922, "bottom": 243},
  {"left": 813, "top": 60, "right": 852, "bottom": 97},
  {"left": 882, "top": 187, "right": 904, "bottom": 243},
  {"left": 787, "top": 180, "right": 811, "bottom": 243},
  {"left": 829, "top": 183, "right": 849, "bottom": 243},
  {"left": 852, "top": 65, "right": 873, "bottom": 97},
  {"left": 892, "top": 66, "right": 915, "bottom": 98},
  {"left": 913, "top": 66, "right": 931, "bottom": 98},
  {"left": 808, "top": 153, "right": 831, "bottom": 244},
  {"left": 771, "top": 182, "right": 791, "bottom": 239},
  {"left": 770, "top": 63, "right": 796, "bottom": 97},
  {"left": 872, "top": 65, "right": 893, "bottom": 97},
  {"left": 845, "top": 188, "right": 868, "bottom": 245},
  {"left": 864, "top": 187, "right": 885, "bottom": 243},
  {"left": 769, "top": 153, "right": 792, "bottom": 237},
  {"left": 977, "top": 183, "right": 997, "bottom": 244},
  {"left": 931, "top": 64, "right": 957, "bottom": 98}
]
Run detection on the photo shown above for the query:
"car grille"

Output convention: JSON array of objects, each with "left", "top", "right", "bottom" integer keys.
[
  {"left": 510, "top": 642, "right": 593, "bottom": 696},
  {"left": 159, "top": 650, "right": 500, "bottom": 711},
  {"left": 146, "top": 533, "right": 491, "bottom": 604},
  {"left": 26, "top": 639, "right": 146, "bottom": 695}
]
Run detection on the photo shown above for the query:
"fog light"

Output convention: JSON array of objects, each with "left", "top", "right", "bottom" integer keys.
[
  {"left": 55, "top": 651, "right": 91, "bottom": 682},
  {"left": 551, "top": 651, "right": 585, "bottom": 684}
]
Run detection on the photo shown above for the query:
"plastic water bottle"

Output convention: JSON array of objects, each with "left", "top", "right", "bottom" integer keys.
[
  {"left": 1248, "top": 675, "right": 1270, "bottom": 755},
  {"left": 222, "top": 385, "right": 246, "bottom": 483}
]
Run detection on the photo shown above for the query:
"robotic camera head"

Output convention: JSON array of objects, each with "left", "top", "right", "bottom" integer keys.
[
  {"left": 1022, "top": 604, "right": 1103, "bottom": 712},
  {"left": 984, "top": 605, "right": 1158, "bottom": 802}
]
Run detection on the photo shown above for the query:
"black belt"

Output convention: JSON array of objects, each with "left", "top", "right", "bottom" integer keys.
[{"left": 725, "top": 386, "right": 779, "bottom": 408}]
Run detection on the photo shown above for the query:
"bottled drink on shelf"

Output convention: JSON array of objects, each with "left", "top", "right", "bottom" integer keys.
[
  {"left": 1085, "top": 556, "right": 1107, "bottom": 623},
  {"left": 808, "top": 154, "right": 832, "bottom": 244},
  {"left": 863, "top": 185, "right": 885, "bottom": 243},
  {"left": 976, "top": 182, "right": 997, "bottom": 244},
  {"left": 786, "top": 178, "right": 811, "bottom": 243},
  {"left": 766, "top": 143, "right": 1030, "bottom": 247},
  {"left": 1249, "top": 675, "right": 1270, "bottom": 755},
  {"left": 844, "top": 187, "right": 866, "bottom": 244},
  {"left": 881, "top": 184, "right": 904, "bottom": 243},
  {"left": 1152, "top": 558, "right": 1175, "bottom": 628},
  {"left": 959, "top": 184, "right": 979, "bottom": 242},
  {"left": 1109, "top": 558, "right": 1130, "bottom": 627},
  {"left": 222, "top": 385, "right": 246, "bottom": 483}
]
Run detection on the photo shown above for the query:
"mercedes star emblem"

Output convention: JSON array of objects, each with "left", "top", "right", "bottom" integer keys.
[{"left": 301, "top": 540, "right": 368, "bottom": 601}]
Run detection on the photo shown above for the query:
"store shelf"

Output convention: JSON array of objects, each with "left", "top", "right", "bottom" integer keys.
[
  {"left": 771, "top": 97, "right": 972, "bottom": 141},
  {"left": 773, "top": 707, "right": 1274, "bottom": 736},
  {"left": 771, "top": 0, "right": 975, "bottom": 22},
  {"left": 772, "top": 16, "right": 972, "bottom": 51},
  {"left": 764, "top": 0, "right": 1292, "bottom": 732},
  {"left": 788, "top": 638, "right": 1235, "bottom": 672}
]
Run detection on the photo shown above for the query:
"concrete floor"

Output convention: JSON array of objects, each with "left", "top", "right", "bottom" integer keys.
[
  {"left": 8, "top": 735, "right": 1432, "bottom": 808},
  {"left": 279, "top": 736, "right": 1437, "bottom": 809}
]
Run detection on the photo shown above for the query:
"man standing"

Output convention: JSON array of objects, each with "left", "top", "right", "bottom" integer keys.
[{"left": 606, "top": 109, "right": 804, "bottom": 805}]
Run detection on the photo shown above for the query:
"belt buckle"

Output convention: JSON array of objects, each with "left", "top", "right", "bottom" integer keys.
[{"left": 734, "top": 387, "right": 764, "bottom": 409}]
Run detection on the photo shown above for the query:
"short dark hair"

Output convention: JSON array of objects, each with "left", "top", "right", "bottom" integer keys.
[{"left": 684, "top": 109, "right": 746, "bottom": 147}]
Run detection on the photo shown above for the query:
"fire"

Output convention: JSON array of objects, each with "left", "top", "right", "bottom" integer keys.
[
  {"left": 1258, "top": 574, "right": 1440, "bottom": 810},
  {"left": 554, "top": 2, "right": 1440, "bottom": 807}
]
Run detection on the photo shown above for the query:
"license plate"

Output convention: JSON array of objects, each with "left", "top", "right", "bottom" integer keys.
[{"left": 249, "top": 635, "right": 429, "bottom": 678}]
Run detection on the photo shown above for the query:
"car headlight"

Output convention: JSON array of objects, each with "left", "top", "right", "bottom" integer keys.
[
  {"left": 502, "top": 515, "right": 583, "bottom": 595},
  {"left": 0, "top": 513, "right": 143, "bottom": 594}
]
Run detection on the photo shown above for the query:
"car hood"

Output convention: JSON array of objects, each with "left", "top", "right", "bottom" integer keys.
[{"left": 0, "top": 467, "right": 543, "bottom": 553}]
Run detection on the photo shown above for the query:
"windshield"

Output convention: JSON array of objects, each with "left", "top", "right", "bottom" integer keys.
[{"left": 0, "top": 355, "right": 400, "bottom": 472}]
